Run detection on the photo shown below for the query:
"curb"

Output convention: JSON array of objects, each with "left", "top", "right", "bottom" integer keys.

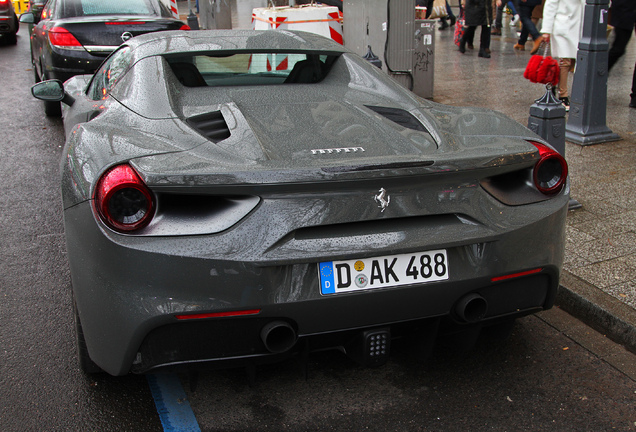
[{"left": 556, "top": 270, "right": 636, "bottom": 355}]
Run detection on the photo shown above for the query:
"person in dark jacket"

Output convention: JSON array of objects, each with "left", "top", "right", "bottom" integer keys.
[
  {"left": 607, "top": 0, "right": 636, "bottom": 107},
  {"left": 459, "top": 0, "right": 502, "bottom": 58}
]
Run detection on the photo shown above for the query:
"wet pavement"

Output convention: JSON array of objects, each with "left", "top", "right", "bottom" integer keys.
[
  {"left": 430, "top": 14, "right": 636, "bottom": 354},
  {"left": 183, "top": 1, "right": 636, "bottom": 353}
]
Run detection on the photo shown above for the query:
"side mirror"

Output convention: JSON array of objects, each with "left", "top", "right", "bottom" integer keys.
[
  {"left": 19, "top": 12, "right": 35, "bottom": 24},
  {"left": 31, "top": 80, "right": 75, "bottom": 106}
]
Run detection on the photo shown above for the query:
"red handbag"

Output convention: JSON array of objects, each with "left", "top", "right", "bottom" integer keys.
[{"left": 523, "top": 41, "right": 559, "bottom": 86}]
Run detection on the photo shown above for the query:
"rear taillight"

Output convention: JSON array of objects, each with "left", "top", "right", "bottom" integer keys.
[
  {"left": 95, "top": 164, "right": 155, "bottom": 233},
  {"left": 48, "top": 27, "right": 83, "bottom": 49},
  {"left": 180, "top": 24, "right": 191, "bottom": 30},
  {"left": 530, "top": 141, "right": 568, "bottom": 195}
]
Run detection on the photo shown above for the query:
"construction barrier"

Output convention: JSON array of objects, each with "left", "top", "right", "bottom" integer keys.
[
  {"left": 12, "top": 0, "right": 28, "bottom": 15},
  {"left": 252, "top": 5, "right": 343, "bottom": 45}
]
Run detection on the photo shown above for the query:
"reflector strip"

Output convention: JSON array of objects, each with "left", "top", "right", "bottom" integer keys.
[
  {"left": 491, "top": 268, "right": 543, "bottom": 282},
  {"left": 175, "top": 309, "right": 261, "bottom": 320}
]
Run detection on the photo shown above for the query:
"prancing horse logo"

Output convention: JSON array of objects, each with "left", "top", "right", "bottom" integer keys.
[{"left": 374, "top": 188, "right": 390, "bottom": 212}]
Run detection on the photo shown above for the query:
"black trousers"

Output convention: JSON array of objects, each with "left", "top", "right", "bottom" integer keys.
[
  {"left": 462, "top": 25, "right": 491, "bottom": 50},
  {"left": 608, "top": 27, "right": 633, "bottom": 71}
]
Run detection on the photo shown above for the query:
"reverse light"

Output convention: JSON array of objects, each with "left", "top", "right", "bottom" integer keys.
[
  {"left": 49, "top": 27, "right": 83, "bottom": 49},
  {"left": 95, "top": 164, "right": 155, "bottom": 232},
  {"left": 530, "top": 141, "right": 568, "bottom": 195}
]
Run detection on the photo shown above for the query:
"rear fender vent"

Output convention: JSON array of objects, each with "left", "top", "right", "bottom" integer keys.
[
  {"left": 186, "top": 111, "right": 231, "bottom": 143},
  {"left": 366, "top": 105, "right": 428, "bottom": 132}
]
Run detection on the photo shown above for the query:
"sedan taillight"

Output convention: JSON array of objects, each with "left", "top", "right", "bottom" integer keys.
[
  {"left": 95, "top": 164, "right": 155, "bottom": 233},
  {"left": 48, "top": 27, "right": 83, "bottom": 49},
  {"left": 530, "top": 141, "right": 568, "bottom": 195}
]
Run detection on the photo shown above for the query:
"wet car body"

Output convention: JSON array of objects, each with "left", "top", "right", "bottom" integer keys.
[
  {"left": 21, "top": 0, "right": 188, "bottom": 115},
  {"left": 0, "top": 0, "right": 18, "bottom": 45},
  {"left": 32, "top": 30, "right": 569, "bottom": 376}
]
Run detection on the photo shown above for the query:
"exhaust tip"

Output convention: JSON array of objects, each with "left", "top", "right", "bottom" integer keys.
[
  {"left": 455, "top": 293, "right": 488, "bottom": 323},
  {"left": 260, "top": 321, "right": 297, "bottom": 354}
]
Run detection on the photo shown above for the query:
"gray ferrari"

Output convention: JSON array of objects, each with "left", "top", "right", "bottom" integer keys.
[{"left": 32, "top": 29, "right": 568, "bottom": 376}]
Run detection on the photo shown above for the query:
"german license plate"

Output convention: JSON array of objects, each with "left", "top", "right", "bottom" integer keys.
[{"left": 319, "top": 250, "right": 449, "bottom": 295}]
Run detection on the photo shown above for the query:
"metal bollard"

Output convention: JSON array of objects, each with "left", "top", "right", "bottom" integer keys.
[
  {"left": 565, "top": 0, "right": 619, "bottom": 145},
  {"left": 528, "top": 85, "right": 566, "bottom": 156},
  {"left": 528, "top": 85, "right": 582, "bottom": 210}
]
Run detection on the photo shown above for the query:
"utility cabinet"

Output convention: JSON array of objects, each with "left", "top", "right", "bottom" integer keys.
[{"left": 343, "top": 0, "right": 434, "bottom": 99}]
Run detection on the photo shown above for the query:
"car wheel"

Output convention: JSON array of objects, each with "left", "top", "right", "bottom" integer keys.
[
  {"left": 73, "top": 298, "right": 104, "bottom": 375},
  {"left": 6, "top": 31, "right": 17, "bottom": 45}
]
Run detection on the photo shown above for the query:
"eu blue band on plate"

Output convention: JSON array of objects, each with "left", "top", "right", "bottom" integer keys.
[{"left": 319, "top": 262, "right": 335, "bottom": 294}]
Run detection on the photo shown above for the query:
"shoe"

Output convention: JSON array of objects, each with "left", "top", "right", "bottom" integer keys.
[
  {"left": 459, "top": 38, "right": 466, "bottom": 53},
  {"left": 629, "top": 100, "right": 636, "bottom": 108},
  {"left": 439, "top": 20, "right": 449, "bottom": 30},
  {"left": 478, "top": 48, "right": 491, "bottom": 58},
  {"left": 513, "top": 43, "right": 525, "bottom": 51},
  {"left": 559, "top": 97, "right": 570, "bottom": 112},
  {"left": 510, "top": 14, "right": 520, "bottom": 27},
  {"left": 530, "top": 36, "right": 544, "bottom": 54},
  {"left": 491, "top": 28, "right": 502, "bottom": 35},
  {"left": 468, "top": 43, "right": 474, "bottom": 50}
]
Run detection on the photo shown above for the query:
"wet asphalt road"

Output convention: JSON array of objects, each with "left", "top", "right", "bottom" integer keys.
[{"left": 0, "top": 25, "right": 635, "bottom": 431}]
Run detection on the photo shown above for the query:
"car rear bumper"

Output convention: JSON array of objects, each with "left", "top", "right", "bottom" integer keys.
[
  {"left": 43, "top": 48, "right": 109, "bottom": 81},
  {"left": 0, "top": 16, "right": 17, "bottom": 33},
  {"left": 64, "top": 198, "right": 567, "bottom": 376}
]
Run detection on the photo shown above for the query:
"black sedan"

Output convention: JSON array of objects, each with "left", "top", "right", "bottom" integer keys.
[
  {"left": 20, "top": 0, "right": 189, "bottom": 116},
  {"left": 0, "top": 0, "right": 18, "bottom": 45}
]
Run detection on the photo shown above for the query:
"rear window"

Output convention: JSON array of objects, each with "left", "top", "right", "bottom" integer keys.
[
  {"left": 59, "top": 0, "right": 158, "bottom": 18},
  {"left": 166, "top": 52, "right": 338, "bottom": 87}
]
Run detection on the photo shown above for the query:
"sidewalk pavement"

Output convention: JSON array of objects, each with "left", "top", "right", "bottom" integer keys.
[
  {"left": 432, "top": 20, "right": 636, "bottom": 354},
  {"left": 177, "top": 3, "right": 636, "bottom": 354}
]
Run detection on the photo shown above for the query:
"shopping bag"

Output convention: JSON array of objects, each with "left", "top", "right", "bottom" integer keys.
[
  {"left": 429, "top": 0, "right": 448, "bottom": 19},
  {"left": 454, "top": 10, "right": 464, "bottom": 46}
]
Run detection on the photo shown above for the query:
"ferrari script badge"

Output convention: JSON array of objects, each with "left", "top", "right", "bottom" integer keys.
[{"left": 374, "top": 188, "right": 390, "bottom": 212}]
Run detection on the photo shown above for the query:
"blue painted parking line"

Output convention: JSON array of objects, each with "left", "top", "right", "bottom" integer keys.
[{"left": 147, "top": 373, "right": 201, "bottom": 432}]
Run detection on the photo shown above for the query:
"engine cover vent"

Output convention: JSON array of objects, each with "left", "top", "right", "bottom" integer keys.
[
  {"left": 365, "top": 106, "right": 428, "bottom": 133},
  {"left": 187, "top": 111, "right": 231, "bottom": 143}
]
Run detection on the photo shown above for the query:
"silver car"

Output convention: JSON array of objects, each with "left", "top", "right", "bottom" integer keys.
[{"left": 31, "top": 30, "right": 569, "bottom": 376}]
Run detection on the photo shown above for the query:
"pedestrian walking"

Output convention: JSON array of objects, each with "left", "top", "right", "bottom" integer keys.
[
  {"left": 606, "top": 0, "right": 636, "bottom": 107},
  {"left": 459, "top": 0, "right": 502, "bottom": 58},
  {"left": 514, "top": 0, "right": 544, "bottom": 53},
  {"left": 492, "top": 0, "right": 520, "bottom": 35},
  {"left": 539, "top": 0, "right": 584, "bottom": 111},
  {"left": 608, "top": 0, "right": 636, "bottom": 70}
]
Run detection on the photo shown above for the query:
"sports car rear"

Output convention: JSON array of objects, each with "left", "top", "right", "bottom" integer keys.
[{"left": 45, "top": 30, "right": 569, "bottom": 376}]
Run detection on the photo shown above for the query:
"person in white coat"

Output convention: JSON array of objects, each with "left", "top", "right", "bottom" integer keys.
[{"left": 539, "top": 0, "right": 585, "bottom": 111}]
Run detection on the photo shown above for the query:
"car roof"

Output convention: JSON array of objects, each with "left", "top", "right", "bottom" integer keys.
[{"left": 124, "top": 29, "right": 349, "bottom": 60}]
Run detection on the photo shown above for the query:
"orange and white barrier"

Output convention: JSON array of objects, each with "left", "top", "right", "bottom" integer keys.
[{"left": 252, "top": 5, "right": 344, "bottom": 45}]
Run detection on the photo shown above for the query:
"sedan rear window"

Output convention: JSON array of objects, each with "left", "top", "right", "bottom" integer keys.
[
  {"left": 60, "top": 0, "right": 157, "bottom": 18},
  {"left": 166, "top": 52, "right": 338, "bottom": 87}
]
